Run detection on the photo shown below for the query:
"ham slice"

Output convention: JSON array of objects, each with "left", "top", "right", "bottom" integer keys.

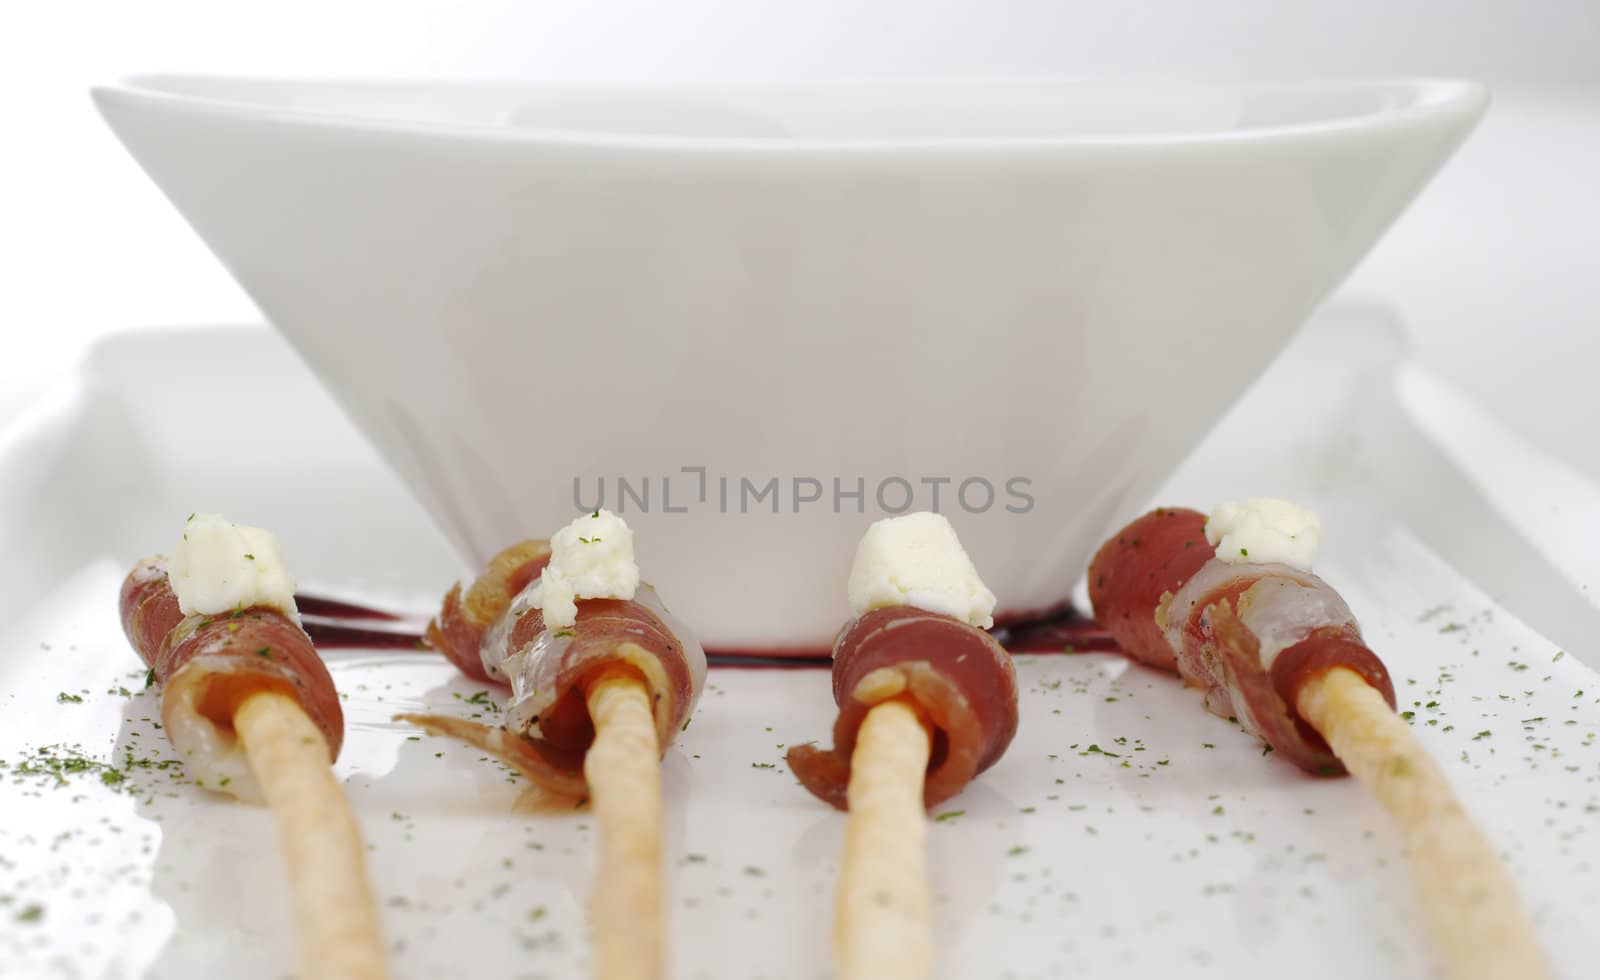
[
  {"left": 1088, "top": 508, "right": 1396, "bottom": 774},
  {"left": 786, "top": 606, "right": 1018, "bottom": 809},
  {"left": 404, "top": 540, "right": 706, "bottom": 797},
  {"left": 425, "top": 540, "right": 551, "bottom": 683},
  {"left": 117, "top": 557, "right": 345, "bottom": 800}
]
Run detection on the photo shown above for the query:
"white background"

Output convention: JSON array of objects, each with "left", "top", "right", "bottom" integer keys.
[{"left": 2, "top": 1, "right": 1598, "bottom": 480}]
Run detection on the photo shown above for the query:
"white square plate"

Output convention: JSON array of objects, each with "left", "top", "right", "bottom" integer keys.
[{"left": 2, "top": 308, "right": 1596, "bottom": 979}]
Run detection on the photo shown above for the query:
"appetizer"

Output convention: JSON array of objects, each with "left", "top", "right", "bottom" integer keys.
[
  {"left": 118, "top": 514, "right": 384, "bottom": 980},
  {"left": 399, "top": 509, "right": 705, "bottom": 980},
  {"left": 787, "top": 512, "right": 1018, "bottom": 980},
  {"left": 1089, "top": 500, "right": 1546, "bottom": 980}
]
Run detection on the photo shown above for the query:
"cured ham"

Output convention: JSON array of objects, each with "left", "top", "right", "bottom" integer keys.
[
  {"left": 786, "top": 604, "right": 1017, "bottom": 808},
  {"left": 118, "top": 556, "right": 345, "bottom": 797},
  {"left": 403, "top": 537, "right": 705, "bottom": 797},
  {"left": 425, "top": 539, "right": 550, "bottom": 683},
  {"left": 1088, "top": 507, "right": 1394, "bottom": 773}
]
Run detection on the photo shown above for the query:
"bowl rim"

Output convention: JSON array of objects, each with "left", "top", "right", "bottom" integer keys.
[{"left": 92, "top": 75, "right": 1489, "bottom": 154}]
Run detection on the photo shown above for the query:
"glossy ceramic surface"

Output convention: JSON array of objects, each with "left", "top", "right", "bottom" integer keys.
[{"left": 92, "top": 77, "right": 1487, "bottom": 648}]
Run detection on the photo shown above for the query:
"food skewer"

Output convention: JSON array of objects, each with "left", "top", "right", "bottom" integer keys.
[
  {"left": 1088, "top": 500, "right": 1546, "bottom": 980},
  {"left": 786, "top": 512, "right": 1018, "bottom": 980},
  {"left": 398, "top": 510, "right": 705, "bottom": 980},
  {"left": 118, "top": 514, "right": 385, "bottom": 980}
]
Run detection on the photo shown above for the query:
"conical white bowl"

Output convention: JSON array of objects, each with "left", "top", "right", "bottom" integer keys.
[{"left": 94, "top": 77, "right": 1487, "bottom": 649}]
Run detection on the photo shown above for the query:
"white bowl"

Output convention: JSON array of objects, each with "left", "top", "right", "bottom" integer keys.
[{"left": 93, "top": 76, "right": 1486, "bottom": 650}]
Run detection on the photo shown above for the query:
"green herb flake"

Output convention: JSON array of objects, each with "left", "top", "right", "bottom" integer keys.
[
  {"left": 933, "top": 810, "right": 965, "bottom": 823},
  {"left": 458, "top": 690, "right": 501, "bottom": 711},
  {"left": 255, "top": 647, "right": 272, "bottom": 658},
  {"left": 56, "top": 692, "right": 83, "bottom": 704}
]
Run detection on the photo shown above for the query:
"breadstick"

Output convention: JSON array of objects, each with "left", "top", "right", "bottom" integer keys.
[
  {"left": 235, "top": 691, "right": 386, "bottom": 980},
  {"left": 581, "top": 667, "right": 665, "bottom": 980},
  {"left": 1298, "top": 668, "right": 1547, "bottom": 980},
  {"left": 835, "top": 699, "right": 933, "bottom": 980}
]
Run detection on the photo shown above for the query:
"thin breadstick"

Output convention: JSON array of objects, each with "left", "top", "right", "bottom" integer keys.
[
  {"left": 582, "top": 667, "right": 664, "bottom": 980},
  {"left": 835, "top": 699, "right": 933, "bottom": 980},
  {"left": 235, "top": 691, "right": 386, "bottom": 980},
  {"left": 1297, "top": 668, "right": 1547, "bottom": 980}
]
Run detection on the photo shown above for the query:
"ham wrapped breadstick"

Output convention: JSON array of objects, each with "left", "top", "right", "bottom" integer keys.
[
  {"left": 1088, "top": 502, "right": 1393, "bottom": 773},
  {"left": 786, "top": 604, "right": 1018, "bottom": 809},
  {"left": 787, "top": 512, "right": 1017, "bottom": 980},
  {"left": 400, "top": 510, "right": 704, "bottom": 980},
  {"left": 118, "top": 515, "right": 383, "bottom": 980},
  {"left": 1089, "top": 501, "right": 1547, "bottom": 980}
]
